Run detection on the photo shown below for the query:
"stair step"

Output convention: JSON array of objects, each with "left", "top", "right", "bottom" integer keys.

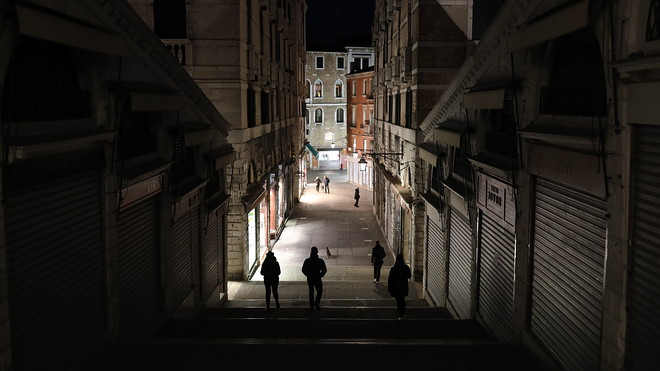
[
  {"left": 156, "top": 318, "right": 490, "bottom": 340},
  {"left": 220, "top": 298, "right": 431, "bottom": 309}
]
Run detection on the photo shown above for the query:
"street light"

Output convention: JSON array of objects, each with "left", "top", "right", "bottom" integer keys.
[{"left": 358, "top": 157, "right": 368, "bottom": 172}]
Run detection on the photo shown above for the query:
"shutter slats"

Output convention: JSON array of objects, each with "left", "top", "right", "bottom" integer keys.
[
  {"left": 426, "top": 217, "right": 446, "bottom": 306},
  {"left": 447, "top": 209, "right": 472, "bottom": 319}
]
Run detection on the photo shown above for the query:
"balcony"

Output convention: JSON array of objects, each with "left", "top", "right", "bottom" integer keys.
[{"left": 162, "top": 39, "right": 192, "bottom": 66}]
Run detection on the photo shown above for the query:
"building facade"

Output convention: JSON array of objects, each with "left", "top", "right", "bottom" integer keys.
[
  {"left": 346, "top": 65, "right": 375, "bottom": 189},
  {"left": 372, "top": 0, "right": 470, "bottom": 277},
  {"left": 304, "top": 50, "right": 348, "bottom": 170},
  {"left": 0, "top": 0, "right": 235, "bottom": 369},
  {"left": 412, "top": 0, "right": 660, "bottom": 370},
  {"left": 127, "top": 0, "right": 308, "bottom": 280}
]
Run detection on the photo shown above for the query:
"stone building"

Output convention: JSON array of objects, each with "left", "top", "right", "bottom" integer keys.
[
  {"left": 414, "top": 0, "right": 660, "bottom": 369},
  {"left": 304, "top": 50, "right": 348, "bottom": 170},
  {"left": 371, "top": 0, "right": 471, "bottom": 278},
  {"left": 127, "top": 0, "right": 308, "bottom": 280},
  {"left": 0, "top": 0, "right": 234, "bottom": 369}
]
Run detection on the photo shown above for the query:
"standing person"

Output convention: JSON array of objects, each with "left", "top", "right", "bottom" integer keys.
[
  {"left": 388, "top": 253, "right": 412, "bottom": 319},
  {"left": 302, "top": 246, "right": 327, "bottom": 310},
  {"left": 322, "top": 176, "right": 329, "bottom": 193},
  {"left": 371, "top": 240, "right": 386, "bottom": 283},
  {"left": 314, "top": 177, "right": 321, "bottom": 192},
  {"left": 354, "top": 188, "right": 360, "bottom": 207},
  {"left": 260, "top": 251, "right": 281, "bottom": 311}
]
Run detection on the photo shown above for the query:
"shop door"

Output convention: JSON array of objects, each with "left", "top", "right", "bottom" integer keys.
[
  {"left": 426, "top": 216, "right": 446, "bottom": 306},
  {"left": 202, "top": 214, "right": 225, "bottom": 301},
  {"left": 171, "top": 207, "right": 201, "bottom": 310},
  {"left": 531, "top": 178, "right": 606, "bottom": 371},
  {"left": 447, "top": 208, "right": 472, "bottom": 319}
]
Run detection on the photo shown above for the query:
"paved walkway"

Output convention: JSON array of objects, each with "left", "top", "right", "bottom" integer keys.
[{"left": 227, "top": 169, "right": 425, "bottom": 304}]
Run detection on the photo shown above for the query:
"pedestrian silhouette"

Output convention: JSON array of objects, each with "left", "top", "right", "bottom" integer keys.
[
  {"left": 388, "top": 253, "right": 412, "bottom": 319},
  {"left": 354, "top": 188, "right": 360, "bottom": 207},
  {"left": 314, "top": 176, "right": 321, "bottom": 192},
  {"left": 326, "top": 246, "right": 332, "bottom": 258},
  {"left": 371, "top": 240, "right": 386, "bottom": 283},
  {"left": 323, "top": 176, "right": 330, "bottom": 193},
  {"left": 302, "top": 246, "right": 327, "bottom": 310},
  {"left": 260, "top": 251, "right": 281, "bottom": 311}
]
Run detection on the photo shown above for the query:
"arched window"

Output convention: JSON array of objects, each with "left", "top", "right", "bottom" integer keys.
[
  {"left": 314, "top": 80, "right": 323, "bottom": 97},
  {"left": 314, "top": 108, "right": 323, "bottom": 123},
  {"left": 305, "top": 80, "right": 311, "bottom": 99},
  {"left": 335, "top": 80, "right": 343, "bottom": 97},
  {"left": 336, "top": 108, "right": 344, "bottom": 123},
  {"left": 305, "top": 109, "right": 310, "bottom": 124}
]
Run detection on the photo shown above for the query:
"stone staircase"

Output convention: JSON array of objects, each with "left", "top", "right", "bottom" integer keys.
[{"left": 99, "top": 298, "right": 549, "bottom": 371}]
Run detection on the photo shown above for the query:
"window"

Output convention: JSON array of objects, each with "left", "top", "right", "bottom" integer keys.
[
  {"left": 305, "top": 80, "right": 311, "bottom": 99},
  {"left": 336, "top": 108, "right": 345, "bottom": 123},
  {"left": 353, "top": 138, "right": 357, "bottom": 152},
  {"left": 363, "top": 139, "right": 368, "bottom": 152},
  {"left": 352, "top": 81, "right": 357, "bottom": 96},
  {"left": 351, "top": 104, "right": 356, "bottom": 124},
  {"left": 314, "top": 108, "right": 323, "bottom": 123},
  {"left": 305, "top": 109, "right": 310, "bottom": 124},
  {"left": 337, "top": 57, "right": 345, "bottom": 69},
  {"left": 335, "top": 80, "right": 343, "bottom": 97},
  {"left": 362, "top": 80, "right": 367, "bottom": 96},
  {"left": 154, "top": 0, "right": 187, "bottom": 38},
  {"left": 648, "top": 0, "right": 660, "bottom": 40},
  {"left": 363, "top": 106, "right": 367, "bottom": 123},
  {"left": 324, "top": 132, "right": 334, "bottom": 142},
  {"left": 314, "top": 80, "right": 323, "bottom": 97},
  {"left": 316, "top": 56, "right": 324, "bottom": 69}
]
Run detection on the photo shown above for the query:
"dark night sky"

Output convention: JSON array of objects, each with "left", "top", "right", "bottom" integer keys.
[{"left": 305, "top": 0, "right": 375, "bottom": 51}]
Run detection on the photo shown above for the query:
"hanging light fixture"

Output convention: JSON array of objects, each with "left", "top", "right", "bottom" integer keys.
[{"left": 358, "top": 157, "right": 368, "bottom": 172}]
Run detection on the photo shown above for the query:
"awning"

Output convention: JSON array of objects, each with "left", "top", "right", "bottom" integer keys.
[
  {"left": 207, "top": 145, "right": 236, "bottom": 168},
  {"left": 507, "top": 0, "right": 589, "bottom": 52},
  {"left": 434, "top": 120, "right": 467, "bottom": 147},
  {"left": 114, "top": 82, "right": 184, "bottom": 112},
  {"left": 243, "top": 182, "right": 267, "bottom": 211},
  {"left": 16, "top": 4, "right": 129, "bottom": 56},
  {"left": 418, "top": 142, "right": 445, "bottom": 165},
  {"left": 464, "top": 88, "right": 506, "bottom": 109},
  {"left": 178, "top": 122, "right": 213, "bottom": 147},
  {"left": 306, "top": 143, "right": 319, "bottom": 158}
]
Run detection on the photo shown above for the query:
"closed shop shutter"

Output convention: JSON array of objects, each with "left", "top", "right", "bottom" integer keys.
[
  {"left": 447, "top": 209, "right": 472, "bottom": 319},
  {"left": 531, "top": 178, "right": 606, "bottom": 371},
  {"left": 171, "top": 208, "right": 200, "bottom": 309},
  {"left": 477, "top": 212, "right": 515, "bottom": 342},
  {"left": 6, "top": 170, "right": 105, "bottom": 371},
  {"left": 117, "top": 196, "right": 160, "bottom": 340},
  {"left": 426, "top": 216, "right": 446, "bottom": 306},
  {"left": 628, "top": 125, "right": 660, "bottom": 369},
  {"left": 202, "top": 215, "right": 222, "bottom": 301}
]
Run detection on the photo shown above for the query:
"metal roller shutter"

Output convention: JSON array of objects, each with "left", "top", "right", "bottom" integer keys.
[
  {"left": 477, "top": 212, "right": 515, "bottom": 342},
  {"left": 531, "top": 178, "right": 606, "bottom": 371},
  {"left": 426, "top": 216, "right": 446, "bottom": 306},
  {"left": 6, "top": 170, "right": 105, "bottom": 371},
  {"left": 447, "top": 209, "right": 472, "bottom": 319},
  {"left": 628, "top": 125, "right": 660, "bottom": 369},
  {"left": 202, "top": 217, "right": 220, "bottom": 302},
  {"left": 117, "top": 197, "right": 160, "bottom": 340},
  {"left": 171, "top": 208, "right": 200, "bottom": 309}
]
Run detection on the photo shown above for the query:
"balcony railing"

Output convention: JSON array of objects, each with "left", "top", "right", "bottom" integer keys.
[{"left": 162, "top": 39, "right": 192, "bottom": 66}]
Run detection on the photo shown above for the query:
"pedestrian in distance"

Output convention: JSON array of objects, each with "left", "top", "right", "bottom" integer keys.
[
  {"left": 354, "top": 188, "right": 360, "bottom": 207},
  {"left": 314, "top": 176, "right": 321, "bottom": 192},
  {"left": 260, "top": 251, "right": 281, "bottom": 311},
  {"left": 371, "top": 240, "right": 386, "bottom": 283},
  {"left": 323, "top": 175, "right": 330, "bottom": 193},
  {"left": 388, "top": 253, "right": 412, "bottom": 319},
  {"left": 301, "top": 246, "right": 327, "bottom": 310}
]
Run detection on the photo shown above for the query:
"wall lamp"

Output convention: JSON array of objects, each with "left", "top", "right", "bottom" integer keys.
[{"left": 358, "top": 150, "right": 403, "bottom": 171}]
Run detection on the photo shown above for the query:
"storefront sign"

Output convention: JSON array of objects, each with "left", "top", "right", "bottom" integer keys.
[
  {"left": 119, "top": 174, "right": 163, "bottom": 209},
  {"left": 477, "top": 172, "right": 515, "bottom": 227}
]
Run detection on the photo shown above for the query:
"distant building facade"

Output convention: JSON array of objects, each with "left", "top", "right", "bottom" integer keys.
[
  {"left": 346, "top": 65, "right": 375, "bottom": 189},
  {"left": 304, "top": 50, "right": 348, "bottom": 170}
]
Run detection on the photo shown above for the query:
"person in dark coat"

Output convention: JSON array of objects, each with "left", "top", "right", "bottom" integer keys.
[
  {"left": 388, "top": 253, "right": 412, "bottom": 319},
  {"left": 314, "top": 177, "right": 321, "bottom": 192},
  {"left": 354, "top": 188, "right": 360, "bottom": 207},
  {"left": 260, "top": 251, "right": 281, "bottom": 310},
  {"left": 371, "top": 240, "right": 386, "bottom": 283},
  {"left": 323, "top": 176, "right": 330, "bottom": 193},
  {"left": 301, "top": 246, "right": 327, "bottom": 310}
]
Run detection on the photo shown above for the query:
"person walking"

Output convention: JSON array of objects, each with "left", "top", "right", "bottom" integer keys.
[
  {"left": 260, "top": 251, "right": 281, "bottom": 311},
  {"left": 388, "top": 253, "right": 412, "bottom": 319},
  {"left": 323, "top": 176, "right": 330, "bottom": 193},
  {"left": 354, "top": 188, "right": 360, "bottom": 207},
  {"left": 314, "top": 176, "right": 321, "bottom": 192},
  {"left": 371, "top": 240, "right": 386, "bottom": 283},
  {"left": 302, "top": 246, "right": 327, "bottom": 310}
]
